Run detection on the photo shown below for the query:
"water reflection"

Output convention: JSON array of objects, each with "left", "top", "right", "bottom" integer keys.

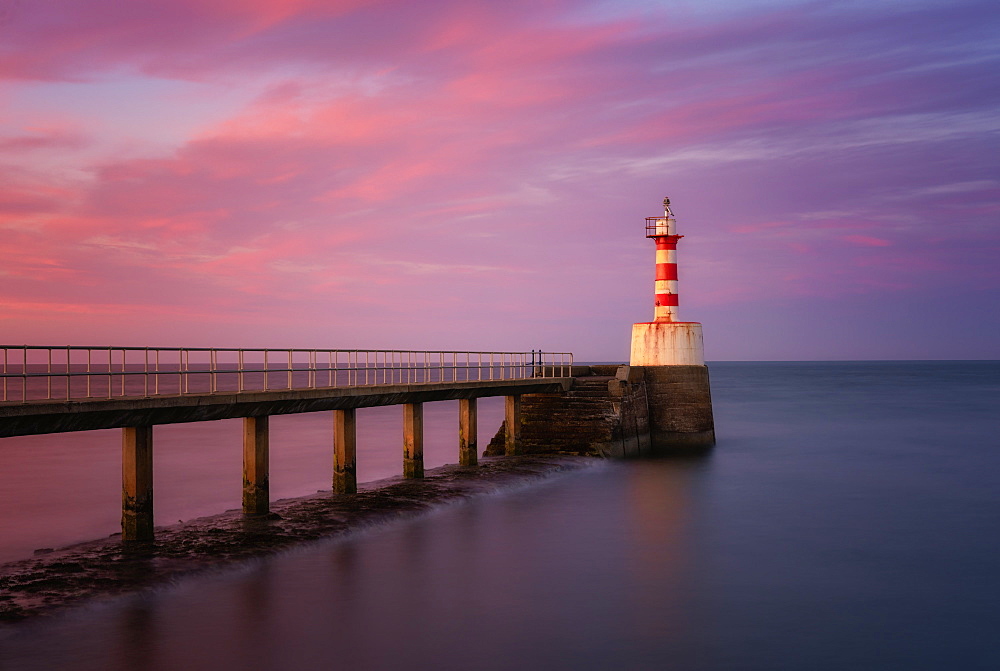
[
  {"left": 114, "top": 603, "right": 153, "bottom": 671},
  {"left": 624, "top": 456, "right": 711, "bottom": 649},
  {"left": 0, "top": 398, "right": 506, "bottom": 563},
  {"left": 0, "top": 462, "right": 705, "bottom": 671},
  {"left": 4, "top": 363, "right": 998, "bottom": 670}
]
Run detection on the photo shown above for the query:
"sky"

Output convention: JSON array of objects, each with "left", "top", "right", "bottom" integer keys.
[{"left": 1, "top": 0, "right": 997, "bottom": 361}]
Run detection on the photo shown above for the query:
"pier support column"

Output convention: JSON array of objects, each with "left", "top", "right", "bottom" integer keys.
[
  {"left": 403, "top": 402, "right": 424, "bottom": 478},
  {"left": 459, "top": 398, "right": 478, "bottom": 466},
  {"left": 243, "top": 416, "right": 269, "bottom": 515},
  {"left": 505, "top": 395, "right": 521, "bottom": 456},
  {"left": 333, "top": 408, "right": 357, "bottom": 494},
  {"left": 122, "top": 425, "right": 153, "bottom": 542}
]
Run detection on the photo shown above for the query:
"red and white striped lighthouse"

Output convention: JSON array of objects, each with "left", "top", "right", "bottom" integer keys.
[
  {"left": 650, "top": 197, "right": 682, "bottom": 322},
  {"left": 630, "top": 196, "right": 706, "bottom": 366}
]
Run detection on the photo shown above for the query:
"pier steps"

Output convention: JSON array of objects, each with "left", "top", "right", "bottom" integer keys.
[{"left": 485, "top": 368, "right": 651, "bottom": 458}]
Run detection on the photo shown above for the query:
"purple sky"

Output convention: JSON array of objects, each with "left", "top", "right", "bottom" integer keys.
[{"left": 1, "top": 0, "right": 997, "bottom": 360}]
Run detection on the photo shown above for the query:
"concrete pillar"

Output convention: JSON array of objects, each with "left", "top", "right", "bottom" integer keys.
[
  {"left": 459, "top": 398, "right": 478, "bottom": 466},
  {"left": 403, "top": 402, "right": 424, "bottom": 478},
  {"left": 333, "top": 408, "right": 357, "bottom": 494},
  {"left": 122, "top": 425, "right": 154, "bottom": 542},
  {"left": 505, "top": 395, "right": 521, "bottom": 456},
  {"left": 243, "top": 415, "right": 269, "bottom": 515}
]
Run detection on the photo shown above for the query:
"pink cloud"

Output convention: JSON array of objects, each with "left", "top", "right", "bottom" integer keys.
[
  {"left": 731, "top": 221, "right": 795, "bottom": 234},
  {"left": 0, "top": 0, "right": 372, "bottom": 80},
  {"left": 0, "top": 0, "right": 996, "bottom": 359},
  {"left": 0, "top": 125, "right": 86, "bottom": 152},
  {"left": 843, "top": 235, "right": 891, "bottom": 247}
]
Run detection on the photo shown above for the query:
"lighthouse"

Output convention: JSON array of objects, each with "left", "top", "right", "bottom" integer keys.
[
  {"left": 629, "top": 196, "right": 706, "bottom": 365},
  {"left": 629, "top": 197, "right": 715, "bottom": 450}
]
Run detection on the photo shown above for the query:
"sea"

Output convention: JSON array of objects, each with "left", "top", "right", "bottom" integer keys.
[{"left": 1, "top": 361, "right": 998, "bottom": 670}]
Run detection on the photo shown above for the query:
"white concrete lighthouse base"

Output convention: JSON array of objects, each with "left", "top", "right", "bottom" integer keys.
[{"left": 629, "top": 321, "right": 705, "bottom": 366}]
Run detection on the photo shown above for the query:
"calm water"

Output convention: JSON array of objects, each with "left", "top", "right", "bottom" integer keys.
[
  {"left": 0, "top": 398, "right": 508, "bottom": 563},
  {"left": 2, "top": 361, "right": 999, "bottom": 670}
]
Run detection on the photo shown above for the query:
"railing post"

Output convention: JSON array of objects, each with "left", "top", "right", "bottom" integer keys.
[
  {"left": 459, "top": 398, "right": 478, "bottom": 466},
  {"left": 403, "top": 402, "right": 424, "bottom": 478},
  {"left": 333, "top": 408, "right": 357, "bottom": 494},
  {"left": 122, "top": 425, "right": 154, "bottom": 542},
  {"left": 243, "top": 416, "right": 269, "bottom": 515},
  {"left": 505, "top": 395, "right": 521, "bottom": 456},
  {"left": 263, "top": 349, "right": 269, "bottom": 390}
]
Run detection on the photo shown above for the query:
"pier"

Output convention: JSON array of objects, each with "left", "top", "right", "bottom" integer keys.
[
  {"left": 0, "top": 198, "right": 717, "bottom": 550},
  {"left": 0, "top": 346, "right": 574, "bottom": 541}
]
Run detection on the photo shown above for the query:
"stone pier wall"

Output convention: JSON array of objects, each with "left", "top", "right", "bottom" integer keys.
[
  {"left": 643, "top": 365, "right": 715, "bottom": 450},
  {"left": 485, "top": 365, "right": 650, "bottom": 458},
  {"left": 485, "top": 364, "right": 714, "bottom": 458}
]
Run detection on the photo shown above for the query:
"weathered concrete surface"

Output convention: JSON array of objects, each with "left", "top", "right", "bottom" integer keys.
[
  {"left": 504, "top": 394, "right": 521, "bottom": 455},
  {"left": 629, "top": 322, "right": 705, "bottom": 366},
  {"left": 242, "top": 416, "right": 269, "bottom": 516},
  {"left": 487, "top": 364, "right": 714, "bottom": 456},
  {"left": 486, "top": 368, "right": 650, "bottom": 458},
  {"left": 0, "top": 455, "right": 595, "bottom": 623},
  {"left": 333, "top": 408, "right": 357, "bottom": 494},
  {"left": 0, "top": 378, "right": 572, "bottom": 438},
  {"left": 121, "top": 426, "right": 153, "bottom": 542},
  {"left": 458, "top": 398, "right": 477, "bottom": 466},
  {"left": 402, "top": 402, "right": 424, "bottom": 478},
  {"left": 643, "top": 365, "right": 715, "bottom": 451}
]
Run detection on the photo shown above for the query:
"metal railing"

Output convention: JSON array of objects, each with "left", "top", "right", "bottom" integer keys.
[{"left": 0, "top": 346, "right": 574, "bottom": 403}]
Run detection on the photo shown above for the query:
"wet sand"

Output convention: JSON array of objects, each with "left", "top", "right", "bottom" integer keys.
[{"left": 0, "top": 455, "right": 594, "bottom": 623}]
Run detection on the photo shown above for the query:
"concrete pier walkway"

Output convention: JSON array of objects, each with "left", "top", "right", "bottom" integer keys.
[{"left": 0, "top": 378, "right": 571, "bottom": 438}]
